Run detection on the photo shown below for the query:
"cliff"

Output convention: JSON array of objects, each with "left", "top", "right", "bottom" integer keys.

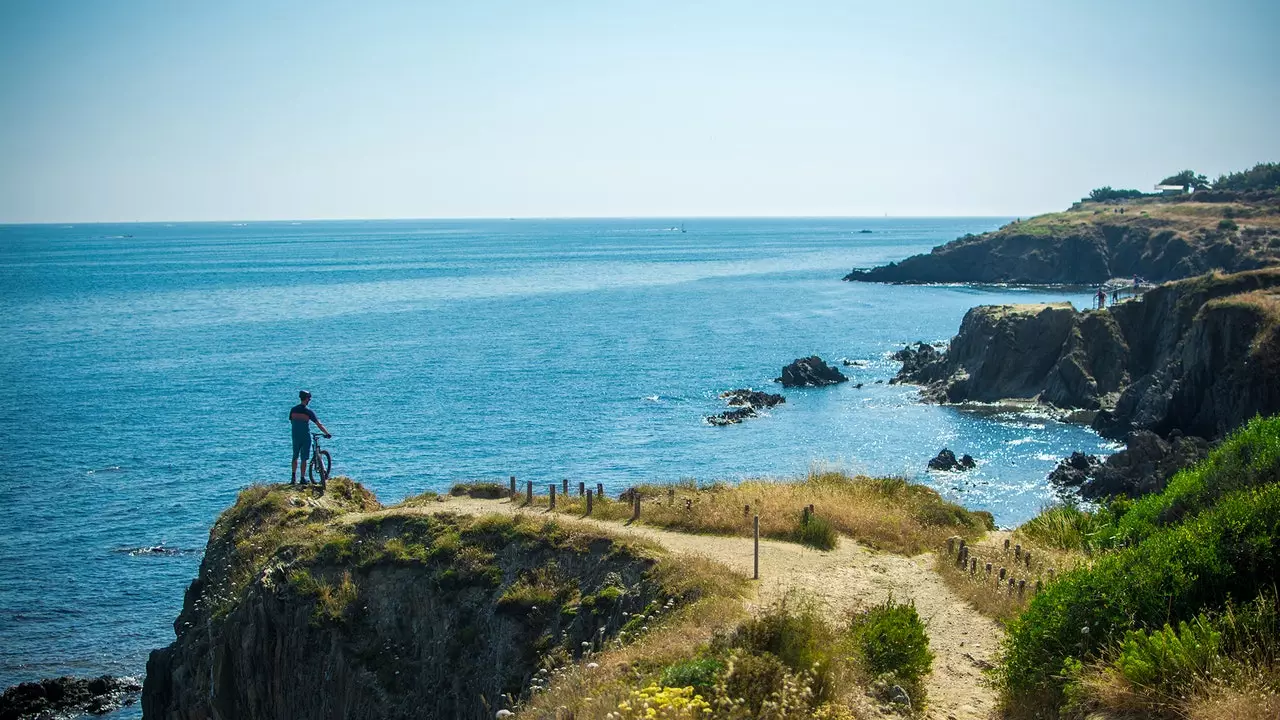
[
  {"left": 142, "top": 480, "right": 720, "bottom": 720},
  {"left": 895, "top": 268, "right": 1280, "bottom": 442},
  {"left": 845, "top": 195, "right": 1280, "bottom": 284}
]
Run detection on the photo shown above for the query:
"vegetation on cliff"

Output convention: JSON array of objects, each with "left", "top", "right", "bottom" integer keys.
[
  {"left": 969, "top": 415, "right": 1280, "bottom": 719},
  {"left": 493, "top": 469, "right": 994, "bottom": 555},
  {"left": 143, "top": 478, "right": 747, "bottom": 720},
  {"left": 845, "top": 162, "right": 1280, "bottom": 285}
]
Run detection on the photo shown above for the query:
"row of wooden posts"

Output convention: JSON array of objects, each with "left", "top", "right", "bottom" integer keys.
[
  {"left": 946, "top": 536, "right": 1055, "bottom": 598},
  {"left": 504, "top": 475, "right": 761, "bottom": 580}
]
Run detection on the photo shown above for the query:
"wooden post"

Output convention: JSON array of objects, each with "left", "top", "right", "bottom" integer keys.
[
  {"left": 668, "top": 487, "right": 675, "bottom": 504},
  {"left": 744, "top": 504, "right": 750, "bottom": 518},
  {"left": 1025, "top": 551, "right": 1033, "bottom": 568},
  {"left": 685, "top": 498, "right": 692, "bottom": 510},
  {"left": 597, "top": 482, "right": 604, "bottom": 499},
  {"left": 586, "top": 489, "right": 593, "bottom": 515},
  {"left": 1015, "top": 544, "right": 1022, "bottom": 560},
  {"left": 526, "top": 480, "right": 533, "bottom": 505},
  {"left": 633, "top": 493, "right": 641, "bottom": 521},
  {"left": 1003, "top": 538, "right": 1010, "bottom": 552},
  {"left": 970, "top": 558, "right": 978, "bottom": 574},
  {"left": 753, "top": 515, "right": 760, "bottom": 580},
  {"left": 802, "top": 507, "right": 811, "bottom": 524},
  {"left": 549, "top": 484, "right": 556, "bottom": 510},
  {"left": 562, "top": 478, "right": 569, "bottom": 496},
  {"left": 509, "top": 475, "right": 517, "bottom": 497},
  {"left": 985, "top": 562, "right": 992, "bottom": 575},
  {"left": 578, "top": 481, "right": 585, "bottom": 497},
  {"left": 947, "top": 537, "right": 956, "bottom": 555},
  {"left": 999, "top": 567, "right": 1007, "bottom": 581}
]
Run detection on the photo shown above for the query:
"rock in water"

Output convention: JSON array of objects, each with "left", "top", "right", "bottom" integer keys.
[
  {"left": 775, "top": 356, "right": 847, "bottom": 388},
  {"left": 706, "top": 389, "right": 785, "bottom": 425},
  {"left": 1047, "top": 452, "right": 1101, "bottom": 486},
  {"left": 719, "top": 389, "right": 785, "bottom": 409},
  {"left": 0, "top": 675, "right": 141, "bottom": 719}
]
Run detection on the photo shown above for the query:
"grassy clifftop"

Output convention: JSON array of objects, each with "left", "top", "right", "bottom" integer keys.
[
  {"left": 958, "top": 415, "right": 1280, "bottom": 719},
  {"left": 845, "top": 193, "right": 1280, "bottom": 285}
]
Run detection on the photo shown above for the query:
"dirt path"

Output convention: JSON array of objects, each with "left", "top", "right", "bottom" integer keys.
[{"left": 350, "top": 496, "right": 1002, "bottom": 720}]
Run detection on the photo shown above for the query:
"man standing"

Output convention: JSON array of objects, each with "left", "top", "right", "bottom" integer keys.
[{"left": 290, "top": 390, "right": 331, "bottom": 484}]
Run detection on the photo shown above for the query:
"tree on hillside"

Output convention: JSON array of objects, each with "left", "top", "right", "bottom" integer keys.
[
  {"left": 1088, "top": 187, "right": 1146, "bottom": 202},
  {"left": 1214, "top": 162, "right": 1280, "bottom": 192},
  {"left": 1159, "top": 169, "right": 1210, "bottom": 190}
]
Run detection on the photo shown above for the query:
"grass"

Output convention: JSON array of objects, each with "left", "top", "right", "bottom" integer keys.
[
  {"left": 993, "top": 415, "right": 1280, "bottom": 717},
  {"left": 515, "top": 470, "right": 993, "bottom": 555}
]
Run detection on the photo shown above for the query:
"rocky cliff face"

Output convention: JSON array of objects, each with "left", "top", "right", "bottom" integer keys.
[
  {"left": 143, "top": 481, "right": 680, "bottom": 720},
  {"left": 895, "top": 269, "right": 1280, "bottom": 443},
  {"left": 845, "top": 198, "right": 1280, "bottom": 285}
]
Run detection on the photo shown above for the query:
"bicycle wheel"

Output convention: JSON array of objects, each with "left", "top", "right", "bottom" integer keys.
[{"left": 309, "top": 450, "right": 332, "bottom": 485}]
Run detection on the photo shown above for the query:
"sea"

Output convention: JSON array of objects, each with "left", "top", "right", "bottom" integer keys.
[{"left": 0, "top": 217, "right": 1117, "bottom": 715}]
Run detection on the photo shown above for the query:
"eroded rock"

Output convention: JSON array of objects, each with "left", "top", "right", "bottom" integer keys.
[
  {"left": 776, "top": 356, "right": 847, "bottom": 388},
  {"left": 0, "top": 675, "right": 141, "bottom": 719}
]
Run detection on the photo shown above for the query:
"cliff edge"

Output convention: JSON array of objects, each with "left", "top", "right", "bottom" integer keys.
[
  {"left": 895, "top": 268, "right": 1280, "bottom": 442},
  {"left": 142, "top": 480, "right": 711, "bottom": 720},
  {"left": 846, "top": 193, "right": 1280, "bottom": 284}
]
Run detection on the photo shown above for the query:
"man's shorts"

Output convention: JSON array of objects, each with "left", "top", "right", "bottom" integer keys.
[{"left": 293, "top": 435, "right": 311, "bottom": 465}]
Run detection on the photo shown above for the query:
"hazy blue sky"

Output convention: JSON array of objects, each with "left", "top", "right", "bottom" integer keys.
[{"left": 1, "top": 0, "right": 1277, "bottom": 222}]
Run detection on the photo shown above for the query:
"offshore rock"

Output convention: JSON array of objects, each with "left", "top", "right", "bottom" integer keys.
[
  {"left": 0, "top": 675, "right": 141, "bottom": 719},
  {"left": 891, "top": 343, "right": 946, "bottom": 385},
  {"left": 928, "top": 449, "right": 976, "bottom": 472},
  {"left": 706, "top": 389, "right": 785, "bottom": 425},
  {"left": 776, "top": 356, "right": 848, "bottom": 388}
]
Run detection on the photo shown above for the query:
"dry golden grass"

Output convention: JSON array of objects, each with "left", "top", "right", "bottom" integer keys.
[
  {"left": 517, "top": 568, "right": 748, "bottom": 719},
  {"left": 1072, "top": 664, "right": 1280, "bottom": 720},
  {"left": 933, "top": 534, "right": 1085, "bottom": 623},
  {"left": 505, "top": 470, "right": 992, "bottom": 555}
]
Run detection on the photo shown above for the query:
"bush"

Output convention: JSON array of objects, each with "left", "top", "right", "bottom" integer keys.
[
  {"left": 1219, "top": 218, "right": 1240, "bottom": 231},
  {"left": 716, "top": 651, "right": 795, "bottom": 715},
  {"left": 1107, "top": 415, "right": 1280, "bottom": 545},
  {"left": 1016, "top": 502, "right": 1106, "bottom": 552},
  {"left": 793, "top": 511, "right": 838, "bottom": 550},
  {"left": 1088, "top": 186, "right": 1146, "bottom": 202},
  {"left": 850, "top": 596, "right": 933, "bottom": 692},
  {"left": 1115, "top": 616, "right": 1220, "bottom": 693},
  {"left": 997, "top": 481, "right": 1280, "bottom": 710},
  {"left": 660, "top": 657, "right": 724, "bottom": 697},
  {"left": 449, "top": 481, "right": 508, "bottom": 499},
  {"left": 1214, "top": 162, "right": 1280, "bottom": 192}
]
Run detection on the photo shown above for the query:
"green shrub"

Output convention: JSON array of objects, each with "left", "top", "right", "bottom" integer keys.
[
  {"left": 660, "top": 657, "right": 724, "bottom": 696},
  {"left": 998, "top": 481, "right": 1280, "bottom": 710},
  {"left": 1115, "top": 616, "right": 1220, "bottom": 692},
  {"left": 716, "top": 651, "right": 793, "bottom": 715},
  {"left": 449, "top": 481, "right": 508, "bottom": 499},
  {"left": 1108, "top": 415, "right": 1280, "bottom": 545},
  {"left": 1017, "top": 502, "right": 1106, "bottom": 552},
  {"left": 1219, "top": 218, "right": 1240, "bottom": 232},
  {"left": 793, "top": 512, "right": 838, "bottom": 550},
  {"left": 721, "top": 597, "right": 840, "bottom": 703},
  {"left": 850, "top": 596, "right": 933, "bottom": 689}
]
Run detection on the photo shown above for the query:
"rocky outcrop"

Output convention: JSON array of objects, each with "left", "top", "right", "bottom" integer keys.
[
  {"left": 844, "top": 197, "right": 1280, "bottom": 285},
  {"left": 894, "top": 269, "right": 1280, "bottom": 442},
  {"left": 0, "top": 675, "right": 141, "bottom": 719},
  {"left": 706, "top": 389, "right": 785, "bottom": 426},
  {"left": 927, "top": 449, "right": 976, "bottom": 472},
  {"left": 776, "top": 356, "right": 847, "bottom": 388},
  {"left": 143, "top": 481, "right": 685, "bottom": 720},
  {"left": 720, "top": 389, "right": 785, "bottom": 409},
  {"left": 1048, "top": 431, "right": 1211, "bottom": 498}
]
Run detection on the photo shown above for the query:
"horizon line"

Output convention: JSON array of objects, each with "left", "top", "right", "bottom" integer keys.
[{"left": 0, "top": 213, "right": 1027, "bottom": 227}]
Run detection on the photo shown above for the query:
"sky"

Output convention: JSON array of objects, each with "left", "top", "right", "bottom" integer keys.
[{"left": 0, "top": 0, "right": 1277, "bottom": 223}]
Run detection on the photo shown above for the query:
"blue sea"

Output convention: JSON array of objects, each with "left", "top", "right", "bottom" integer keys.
[{"left": 0, "top": 218, "right": 1116, "bottom": 714}]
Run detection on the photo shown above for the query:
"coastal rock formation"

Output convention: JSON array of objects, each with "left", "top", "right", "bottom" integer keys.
[
  {"left": 844, "top": 194, "right": 1280, "bottom": 285},
  {"left": 927, "top": 449, "right": 976, "bottom": 472},
  {"left": 143, "top": 480, "right": 678, "bottom": 720},
  {"left": 706, "top": 389, "right": 785, "bottom": 426},
  {"left": 776, "top": 356, "right": 847, "bottom": 388},
  {"left": 0, "top": 675, "right": 141, "bottom": 718},
  {"left": 720, "top": 389, "right": 785, "bottom": 409},
  {"left": 894, "top": 268, "right": 1280, "bottom": 441},
  {"left": 1048, "top": 432, "right": 1211, "bottom": 498}
]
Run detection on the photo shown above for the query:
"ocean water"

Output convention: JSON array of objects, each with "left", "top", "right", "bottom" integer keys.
[{"left": 0, "top": 218, "right": 1116, "bottom": 713}]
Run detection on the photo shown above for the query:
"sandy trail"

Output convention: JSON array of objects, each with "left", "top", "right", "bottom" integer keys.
[{"left": 348, "top": 495, "right": 1001, "bottom": 720}]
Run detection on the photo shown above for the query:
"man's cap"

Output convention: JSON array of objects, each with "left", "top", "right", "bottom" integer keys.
[{"left": 299, "top": 390, "right": 311, "bottom": 399}]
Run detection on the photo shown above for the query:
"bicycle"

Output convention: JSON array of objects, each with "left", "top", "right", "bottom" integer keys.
[{"left": 308, "top": 432, "right": 333, "bottom": 486}]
